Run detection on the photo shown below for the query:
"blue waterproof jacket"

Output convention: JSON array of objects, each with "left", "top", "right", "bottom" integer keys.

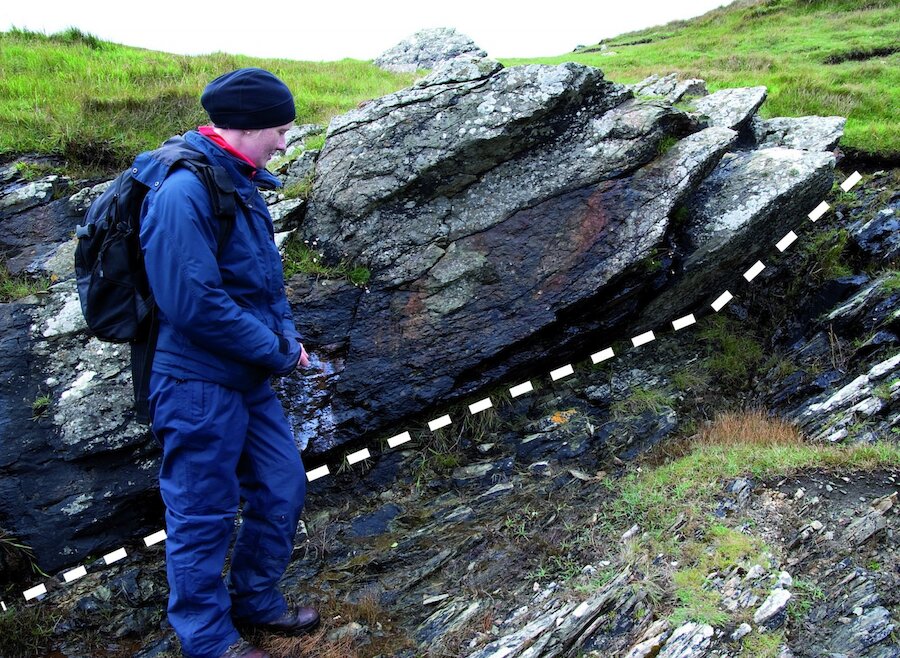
[{"left": 138, "top": 130, "right": 301, "bottom": 391}]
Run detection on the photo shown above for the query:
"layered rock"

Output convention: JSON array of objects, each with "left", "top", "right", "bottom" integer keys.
[{"left": 1, "top": 60, "right": 848, "bottom": 571}]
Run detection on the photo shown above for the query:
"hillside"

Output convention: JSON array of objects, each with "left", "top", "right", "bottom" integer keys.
[
  {"left": 503, "top": 0, "right": 899, "bottom": 163},
  {"left": 0, "top": 0, "right": 898, "bottom": 178}
]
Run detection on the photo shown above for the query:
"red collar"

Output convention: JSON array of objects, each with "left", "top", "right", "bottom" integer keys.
[{"left": 198, "top": 126, "right": 258, "bottom": 170}]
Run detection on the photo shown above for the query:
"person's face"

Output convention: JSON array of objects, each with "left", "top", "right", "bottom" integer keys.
[{"left": 239, "top": 121, "right": 293, "bottom": 168}]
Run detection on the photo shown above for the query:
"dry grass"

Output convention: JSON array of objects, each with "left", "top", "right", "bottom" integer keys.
[{"left": 692, "top": 408, "right": 805, "bottom": 449}]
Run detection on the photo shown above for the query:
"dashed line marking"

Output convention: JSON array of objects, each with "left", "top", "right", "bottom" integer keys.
[
  {"left": 550, "top": 364, "right": 575, "bottom": 381},
  {"left": 510, "top": 381, "right": 534, "bottom": 397},
  {"left": 712, "top": 290, "right": 733, "bottom": 311},
  {"left": 672, "top": 314, "right": 696, "bottom": 331},
  {"left": 307, "top": 465, "right": 330, "bottom": 482},
  {"left": 144, "top": 530, "right": 167, "bottom": 547},
  {"left": 103, "top": 548, "right": 127, "bottom": 565},
  {"left": 591, "top": 347, "right": 615, "bottom": 364},
  {"left": 632, "top": 331, "right": 656, "bottom": 347},
  {"left": 346, "top": 448, "right": 371, "bottom": 465},
  {"left": 428, "top": 415, "right": 452, "bottom": 431},
  {"left": 387, "top": 431, "right": 412, "bottom": 448},
  {"left": 23, "top": 584, "right": 46, "bottom": 601},
  {"left": 469, "top": 398, "right": 493, "bottom": 414},
  {"left": 841, "top": 171, "right": 862, "bottom": 191},
  {"left": 808, "top": 201, "right": 830, "bottom": 222},
  {"left": 1, "top": 601, "right": 6, "bottom": 612},
  {"left": 743, "top": 261, "right": 765, "bottom": 282},
  {"left": 776, "top": 231, "right": 798, "bottom": 252},
  {"left": 63, "top": 565, "right": 87, "bottom": 583}
]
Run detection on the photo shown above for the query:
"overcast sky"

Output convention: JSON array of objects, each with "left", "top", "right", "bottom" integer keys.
[{"left": 4, "top": 1, "right": 728, "bottom": 61}]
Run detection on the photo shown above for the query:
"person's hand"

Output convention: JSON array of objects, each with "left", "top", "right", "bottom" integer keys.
[{"left": 298, "top": 344, "right": 310, "bottom": 368}]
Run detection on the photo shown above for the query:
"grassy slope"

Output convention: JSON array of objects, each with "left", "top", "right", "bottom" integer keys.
[
  {"left": 0, "top": 28, "right": 417, "bottom": 174},
  {"left": 0, "top": 0, "right": 897, "bottom": 175},
  {"left": 503, "top": 0, "right": 900, "bottom": 160}
]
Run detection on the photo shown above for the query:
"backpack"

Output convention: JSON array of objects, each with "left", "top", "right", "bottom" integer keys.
[{"left": 74, "top": 138, "right": 237, "bottom": 422}]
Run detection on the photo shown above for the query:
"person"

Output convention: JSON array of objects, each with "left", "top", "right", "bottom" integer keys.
[{"left": 138, "top": 68, "right": 319, "bottom": 658}]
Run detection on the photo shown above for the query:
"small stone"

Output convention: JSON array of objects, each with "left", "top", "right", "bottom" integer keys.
[
  {"left": 754, "top": 589, "right": 792, "bottom": 629},
  {"left": 731, "top": 623, "right": 752, "bottom": 641},
  {"left": 746, "top": 564, "right": 766, "bottom": 580},
  {"left": 810, "top": 520, "right": 824, "bottom": 531},
  {"left": 622, "top": 524, "right": 641, "bottom": 542},
  {"left": 776, "top": 571, "right": 793, "bottom": 589},
  {"left": 854, "top": 606, "right": 864, "bottom": 616},
  {"left": 794, "top": 487, "right": 805, "bottom": 500}
]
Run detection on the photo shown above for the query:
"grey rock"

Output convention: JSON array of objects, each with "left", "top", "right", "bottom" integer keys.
[
  {"left": 754, "top": 588, "right": 792, "bottom": 629},
  {"left": 0, "top": 176, "right": 58, "bottom": 215},
  {"left": 850, "top": 204, "right": 900, "bottom": 262},
  {"left": 630, "top": 73, "right": 708, "bottom": 103},
  {"left": 693, "top": 86, "right": 767, "bottom": 129},
  {"left": 827, "top": 607, "right": 896, "bottom": 656},
  {"left": 753, "top": 115, "right": 846, "bottom": 151},
  {"left": 374, "top": 27, "right": 488, "bottom": 73},
  {"left": 657, "top": 622, "right": 714, "bottom": 658}
]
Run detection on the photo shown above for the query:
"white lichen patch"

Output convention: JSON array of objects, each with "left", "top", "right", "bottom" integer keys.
[
  {"left": 60, "top": 370, "right": 96, "bottom": 401},
  {"left": 42, "top": 292, "right": 87, "bottom": 338},
  {"left": 60, "top": 493, "right": 92, "bottom": 516}
]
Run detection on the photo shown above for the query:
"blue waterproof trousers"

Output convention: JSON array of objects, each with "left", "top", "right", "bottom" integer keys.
[{"left": 149, "top": 373, "right": 306, "bottom": 658}]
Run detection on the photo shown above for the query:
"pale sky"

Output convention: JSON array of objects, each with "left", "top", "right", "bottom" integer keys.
[{"left": 4, "top": 1, "right": 728, "bottom": 61}]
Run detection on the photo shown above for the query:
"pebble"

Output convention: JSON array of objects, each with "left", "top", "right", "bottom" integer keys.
[{"left": 731, "top": 623, "right": 752, "bottom": 641}]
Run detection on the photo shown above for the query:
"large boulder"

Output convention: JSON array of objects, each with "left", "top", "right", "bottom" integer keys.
[
  {"left": 296, "top": 60, "right": 837, "bottom": 448},
  {"left": 374, "top": 28, "right": 487, "bottom": 73}
]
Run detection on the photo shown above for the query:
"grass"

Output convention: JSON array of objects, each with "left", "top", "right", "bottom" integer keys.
[
  {"left": 0, "top": 264, "right": 51, "bottom": 302},
  {"left": 502, "top": 0, "right": 900, "bottom": 159},
  {"left": 0, "top": 27, "right": 418, "bottom": 176},
  {"left": 601, "top": 408, "right": 900, "bottom": 626},
  {"left": 0, "top": 606, "right": 61, "bottom": 658},
  {"left": 698, "top": 316, "right": 765, "bottom": 388},
  {"left": 282, "top": 234, "right": 370, "bottom": 286}
]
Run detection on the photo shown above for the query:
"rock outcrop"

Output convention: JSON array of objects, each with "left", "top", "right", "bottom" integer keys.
[
  {"left": 0, "top": 63, "right": 853, "bottom": 573},
  {"left": 374, "top": 27, "right": 487, "bottom": 73}
]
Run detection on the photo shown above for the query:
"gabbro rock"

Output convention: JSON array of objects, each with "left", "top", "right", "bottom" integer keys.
[{"left": 297, "top": 60, "right": 838, "bottom": 448}]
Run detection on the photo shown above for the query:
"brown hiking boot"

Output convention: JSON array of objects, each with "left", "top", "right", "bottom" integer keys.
[{"left": 218, "top": 639, "right": 271, "bottom": 658}]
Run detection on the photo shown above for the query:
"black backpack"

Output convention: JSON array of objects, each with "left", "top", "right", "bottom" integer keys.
[{"left": 74, "top": 138, "right": 236, "bottom": 422}]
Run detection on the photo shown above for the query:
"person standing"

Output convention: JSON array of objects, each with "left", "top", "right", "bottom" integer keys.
[{"left": 139, "top": 68, "right": 319, "bottom": 658}]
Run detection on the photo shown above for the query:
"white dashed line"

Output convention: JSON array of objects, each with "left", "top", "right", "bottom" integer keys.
[
  {"left": 841, "top": 171, "right": 862, "bottom": 191},
  {"left": 469, "top": 398, "right": 493, "bottom": 414},
  {"left": 632, "top": 331, "right": 656, "bottom": 347},
  {"left": 144, "top": 530, "right": 167, "bottom": 547},
  {"left": 23, "top": 584, "right": 46, "bottom": 601},
  {"left": 808, "top": 201, "right": 830, "bottom": 222},
  {"left": 428, "top": 415, "right": 452, "bottom": 431},
  {"left": 63, "top": 566, "right": 87, "bottom": 583},
  {"left": 776, "top": 231, "right": 798, "bottom": 252},
  {"left": 1, "top": 601, "right": 6, "bottom": 611},
  {"left": 591, "top": 347, "right": 615, "bottom": 364},
  {"left": 387, "top": 431, "right": 412, "bottom": 448},
  {"left": 672, "top": 314, "right": 696, "bottom": 331},
  {"left": 306, "top": 465, "right": 330, "bottom": 482},
  {"left": 743, "top": 261, "right": 766, "bottom": 282},
  {"left": 550, "top": 364, "right": 574, "bottom": 381},
  {"left": 104, "top": 548, "right": 127, "bottom": 565},
  {"left": 510, "top": 381, "right": 534, "bottom": 397},
  {"left": 346, "top": 448, "right": 371, "bottom": 465},
  {"left": 712, "top": 290, "right": 733, "bottom": 311}
]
